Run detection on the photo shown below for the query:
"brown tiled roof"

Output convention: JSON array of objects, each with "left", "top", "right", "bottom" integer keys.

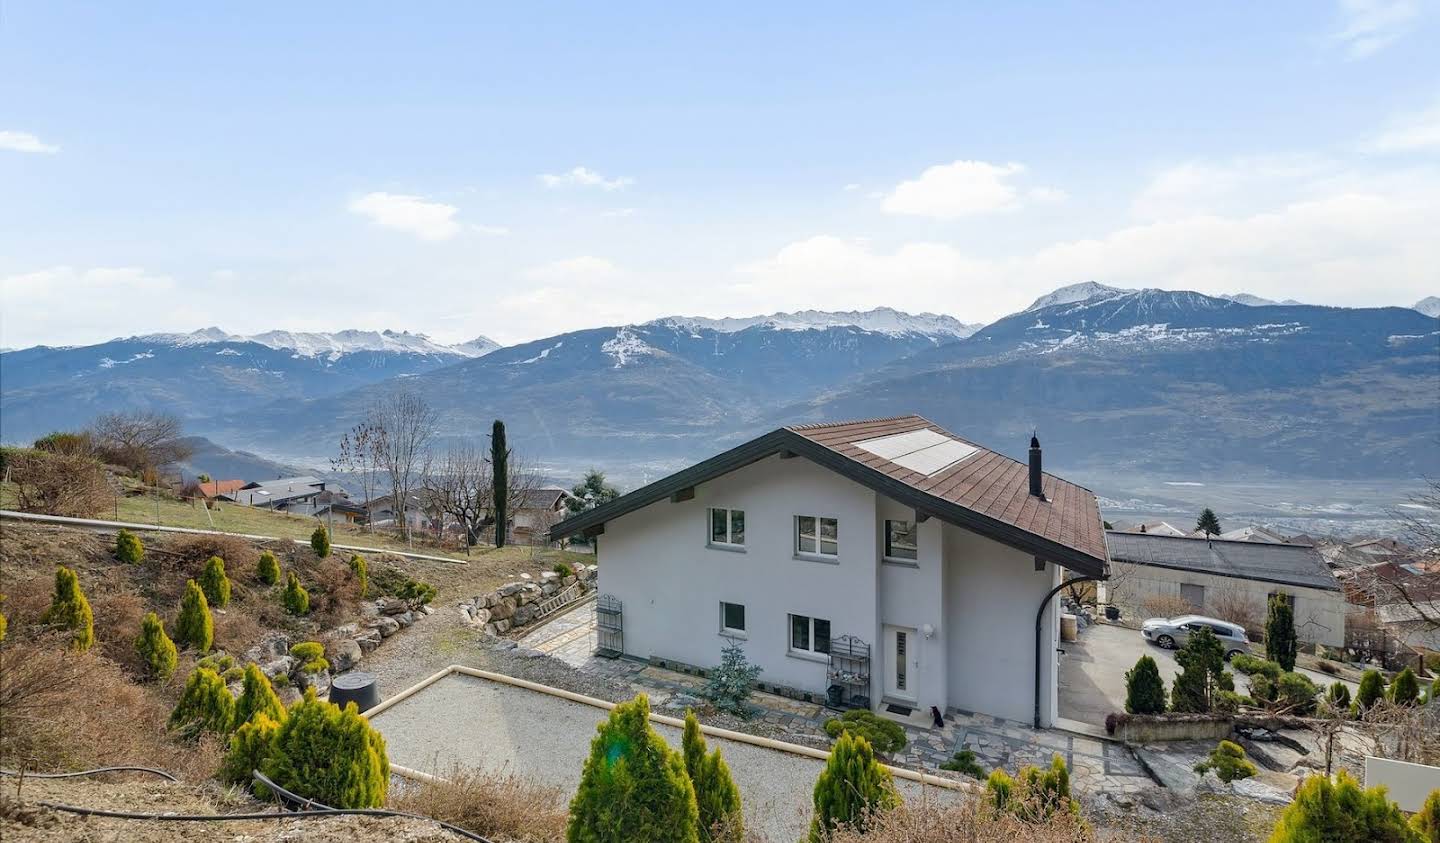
[
  {"left": 198, "top": 479, "right": 245, "bottom": 497},
  {"left": 787, "top": 416, "right": 1108, "bottom": 567}
]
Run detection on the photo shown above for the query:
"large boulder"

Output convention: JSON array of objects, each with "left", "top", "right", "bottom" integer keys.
[
  {"left": 354, "top": 628, "right": 383, "bottom": 653},
  {"left": 329, "top": 639, "right": 363, "bottom": 673},
  {"left": 245, "top": 634, "right": 291, "bottom": 664},
  {"left": 513, "top": 604, "right": 537, "bottom": 627},
  {"left": 368, "top": 616, "right": 401, "bottom": 638},
  {"left": 490, "top": 598, "right": 516, "bottom": 621},
  {"left": 297, "top": 667, "right": 331, "bottom": 696},
  {"left": 395, "top": 611, "right": 416, "bottom": 629},
  {"left": 260, "top": 656, "right": 296, "bottom": 679}
]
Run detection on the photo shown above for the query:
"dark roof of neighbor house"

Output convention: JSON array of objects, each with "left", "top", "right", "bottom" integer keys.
[
  {"left": 519, "top": 488, "right": 571, "bottom": 510},
  {"left": 549, "top": 415, "right": 1108, "bottom": 578},
  {"left": 1105, "top": 531, "right": 1339, "bottom": 591}
]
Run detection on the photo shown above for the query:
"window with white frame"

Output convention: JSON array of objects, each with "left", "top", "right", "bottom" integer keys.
[
  {"left": 789, "top": 613, "right": 831, "bottom": 655},
  {"left": 884, "top": 519, "right": 918, "bottom": 561},
  {"left": 709, "top": 507, "right": 745, "bottom": 547},
  {"left": 720, "top": 601, "right": 746, "bottom": 634},
  {"left": 795, "top": 515, "right": 838, "bottom": 557}
]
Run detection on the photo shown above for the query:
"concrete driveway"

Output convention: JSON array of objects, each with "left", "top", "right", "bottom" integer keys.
[{"left": 1059, "top": 623, "right": 1358, "bottom": 727}]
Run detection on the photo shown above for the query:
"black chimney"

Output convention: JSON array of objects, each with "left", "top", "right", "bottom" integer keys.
[{"left": 1028, "top": 433, "right": 1045, "bottom": 500}]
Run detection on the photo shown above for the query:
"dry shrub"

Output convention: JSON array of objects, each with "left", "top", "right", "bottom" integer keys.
[
  {"left": 390, "top": 766, "right": 569, "bottom": 843},
  {"left": 298, "top": 557, "right": 363, "bottom": 627},
  {"left": 91, "top": 589, "right": 147, "bottom": 673},
  {"left": 827, "top": 795, "right": 1098, "bottom": 843},
  {"left": 1141, "top": 593, "right": 1195, "bottom": 620},
  {"left": 212, "top": 606, "right": 265, "bottom": 655},
  {"left": 6, "top": 450, "right": 110, "bottom": 518},
  {"left": 1209, "top": 586, "right": 1262, "bottom": 636},
  {"left": 0, "top": 640, "right": 222, "bottom": 781},
  {"left": 163, "top": 533, "right": 258, "bottom": 573}
]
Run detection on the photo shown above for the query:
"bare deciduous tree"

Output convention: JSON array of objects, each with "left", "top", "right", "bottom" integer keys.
[
  {"left": 365, "top": 390, "right": 438, "bottom": 542},
  {"left": 1343, "top": 479, "right": 1440, "bottom": 644},
  {"left": 88, "top": 410, "right": 192, "bottom": 473},
  {"left": 423, "top": 442, "right": 491, "bottom": 552},
  {"left": 332, "top": 422, "right": 388, "bottom": 530}
]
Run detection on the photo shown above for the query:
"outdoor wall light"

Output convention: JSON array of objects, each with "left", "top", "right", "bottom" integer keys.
[{"left": 921, "top": 623, "right": 935, "bottom": 639}]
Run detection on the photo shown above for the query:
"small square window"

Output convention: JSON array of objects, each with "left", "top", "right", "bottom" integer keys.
[
  {"left": 789, "top": 614, "right": 831, "bottom": 655},
  {"left": 884, "top": 520, "right": 918, "bottom": 561},
  {"left": 796, "top": 515, "right": 837, "bottom": 557},
  {"left": 708, "top": 507, "right": 745, "bottom": 547},
  {"left": 721, "top": 602, "right": 746, "bottom": 634}
]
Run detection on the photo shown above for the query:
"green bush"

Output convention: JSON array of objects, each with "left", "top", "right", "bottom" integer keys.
[
  {"left": 701, "top": 638, "right": 761, "bottom": 718},
  {"left": 41, "top": 566, "right": 94, "bottom": 651},
  {"left": 566, "top": 693, "right": 699, "bottom": 843},
  {"left": 1276, "top": 672, "right": 1319, "bottom": 715},
  {"left": 1194, "top": 740, "right": 1257, "bottom": 783},
  {"left": 1269, "top": 770, "right": 1414, "bottom": 842},
  {"left": 939, "top": 747, "right": 985, "bottom": 779},
  {"left": 1413, "top": 788, "right": 1440, "bottom": 842},
  {"left": 199, "top": 653, "right": 235, "bottom": 672},
  {"left": 682, "top": 710, "right": 743, "bottom": 843},
  {"left": 169, "top": 667, "right": 235, "bottom": 737},
  {"left": 553, "top": 562, "right": 575, "bottom": 578},
  {"left": 115, "top": 529, "right": 144, "bottom": 563},
  {"left": 290, "top": 641, "right": 329, "bottom": 673},
  {"left": 221, "top": 712, "right": 280, "bottom": 796},
  {"left": 310, "top": 524, "right": 331, "bottom": 558},
  {"left": 822, "top": 709, "right": 907, "bottom": 754},
  {"left": 1124, "top": 654, "right": 1167, "bottom": 714},
  {"left": 283, "top": 572, "right": 310, "bottom": 616},
  {"left": 199, "top": 555, "right": 231, "bottom": 608},
  {"left": 134, "top": 611, "right": 178, "bottom": 681},
  {"left": 1266, "top": 594, "right": 1298, "bottom": 672},
  {"left": 347, "top": 554, "right": 369, "bottom": 598},
  {"left": 256, "top": 551, "right": 281, "bottom": 586},
  {"left": 175, "top": 579, "right": 214, "bottom": 652},
  {"left": 1215, "top": 690, "right": 1248, "bottom": 714},
  {"left": 987, "top": 755, "right": 1081, "bottom": 823},
  {"left": 1353, "top": 669, "right": 1386, "bottom": 716},
  {"left": 808, "top": 731, "right": 899, "bottom": 842},
  {"left": 1171, "top": 626, "right": 1226, "bottom": 713},
  {"left": 1390, "top": 667, "right": 1421, "bottom": 706},
  {"left": 1326, "top": 681, "right": 1352, "bottom": 712},
  {"left": 234, "top": 663, "right": 287, "bottom": 728},
  {"left": 397, "top": 578, "right": 436, "bottom": 605},
  {"left": 1231, "top": 654, "right": 1283, "bottom": 680},
  {"left": 263, "top": 688, "right": 388, "bottom": 809}
]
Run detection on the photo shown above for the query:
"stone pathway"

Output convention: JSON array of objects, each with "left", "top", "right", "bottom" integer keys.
[{"left": 516, "top": 602, "right": 1152, "bottom": 797}]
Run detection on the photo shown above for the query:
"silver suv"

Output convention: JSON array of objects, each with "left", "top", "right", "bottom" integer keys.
[{"left": 1141, "top": 614, "right": 1251, "bottom": 660}]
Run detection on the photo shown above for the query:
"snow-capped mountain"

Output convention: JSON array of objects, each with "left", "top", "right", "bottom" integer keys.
[
  {"left": 128, "top": 327, "right": 499, "bottom": 359},
  {"left": 1219, "top": 293, "right": 1305, "bottom": 307},
  {"left": 1022, "top": 282, "right": 1128, "bottom": 312},
  {"left": 1414, "top": 296, "right": 1440, "bottom": 318},
  {"left": 653, "top": 307, "right": 980, "bottom": 339}
]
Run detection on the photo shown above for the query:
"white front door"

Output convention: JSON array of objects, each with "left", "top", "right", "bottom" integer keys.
[{"left": 883, "top": 625, "right": 918, "bottom": 702}]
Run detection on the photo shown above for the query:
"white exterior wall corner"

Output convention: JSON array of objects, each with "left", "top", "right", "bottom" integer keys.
[{"left": 876, "top": 497, "right": 947, "bottom": 713}]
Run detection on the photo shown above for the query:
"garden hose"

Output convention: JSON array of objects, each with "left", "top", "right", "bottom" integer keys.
[{"left": 0, "top": 765, "right": 178, "bottom": 781}]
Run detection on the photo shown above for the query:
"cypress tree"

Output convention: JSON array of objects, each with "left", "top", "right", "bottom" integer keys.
[
  {"left": 176, "top": 579, "right": 214, "bottom": 652},
  {"left": 1124, "top": 654, "right": 1167, "bottom": 714},
  {"left": 1390, "top": 667, "right": 1420, "bottom": 706},
  {"left": 1353, "top": 669, "right": 1385, "bottom": 716},
  {"left": 310, "top": 524, "right": 331, "bottom": 558},
  {"left": 682, "top": 710, "right": 743, "bottom": 843},
  {"left": 199, "top": 555, "right": 231, "bottom": 608},
  {"left": 348, "top": 553, "right": 369, "bottom": 598},
  {"left": 41, "top": 565, "right": 94, "bottom": 651},
  {"left": 1195, "top": 508, "right": 1222, "bottom": 537},
  {"left": 222, "top": 712, "right": 281, "bottom": 796},
  {"left": 169, "top": 666, "right": 235, "bottom": 737},
  {"left": 234, "top": 663, "right": 287, "bottom": 727},
  {"left": 115, "top": 528, "right": 144, "bottom": 563},
  {"left": 567, "top": 693, "right": 699, "bottom": 843},
  {"left": 283, "top": 571, "right": 310, "bottom": 616},
  {"left": 1265, "top": 594, "right": 1298, "bottom": 672},
  {"left": 492, "top": 419, "right": 508, "bottom": 548},
  {"left": 134, "top": 611, "right": 178, "bottom": 681},
  {"left": 808, "top": 731, "right": 900, "bottom": 842},
  {"left": 255, "top": 550, "right": 281, "bottom": 586},
  {"left": 263, "top": 688, "right": 388, "bottom": 809}
]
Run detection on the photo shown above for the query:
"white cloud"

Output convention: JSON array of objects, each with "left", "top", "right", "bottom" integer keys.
[
  {"left": 0, "top": 266, "right": 200, "bottom": 348},
  {"left": 0, "top": 130, "right": 59, "bottom": 154},
  {"left": 470, "top": 223, "right": 511, "bottom": 236},
  {"left": 539, "top": 166, "right": 634, "bottom": 191},
  {"left": 347, "top": 192, "right": 463, "bottom": 241},
  {"left": 522, "top": 256, "right": 622, "bottom": 283},
  {"left": 600, "top": 207, "right": 638, "bottom": 218},
  {"left": 1331, "top": 0, "right": 1420, "bottom": 59},
  {"left": 842, "top": 183, "right": 861, "bottom": 192},
  {"left": 1371, "top": 101, "right": 1440, "bottom": 151},
  {"left": 881, "top": 160, "right": 1060, "bottom": 219}
]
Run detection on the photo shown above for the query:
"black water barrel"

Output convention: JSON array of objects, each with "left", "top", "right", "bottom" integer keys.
[{"left": 329, "top": 671, "right": 380, "bottom": 713}]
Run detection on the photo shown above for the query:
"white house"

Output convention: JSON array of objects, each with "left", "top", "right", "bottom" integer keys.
[{"left": 548, "top": 416, "right": 1109, "bottom": 728}]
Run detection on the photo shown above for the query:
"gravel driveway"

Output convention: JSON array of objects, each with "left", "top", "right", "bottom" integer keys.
[{"left": 369, "top": 672, "right": 956, "bottom": 842}]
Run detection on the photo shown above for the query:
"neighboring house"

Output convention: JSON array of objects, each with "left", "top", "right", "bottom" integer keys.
[
  {"left": 197, "top": 479, "right": 245, "bottom": 499},
  {"left": 229, "top": 476, "right": 328, "bottom": 509},
  {"left": 1101, "top": 531, "right": 1345, "bottom": 648},
  {"left": 1118, "top": 521, "right": 1188, "bottom": 537},
  {"left": 365, "top": 491, "right": 443, "bottom": 532},
  {"left": 548, "top": 415, "right": 1109, "bottom": 728},
  {"left": 293, "top": 489, "right": 367, "bottom": 524},
  {"left": 1216, "top": 525, "right": 1290, "bottom": 544},
  {"left": 513, "top": 487, "right": 575, "bottom": 543}
]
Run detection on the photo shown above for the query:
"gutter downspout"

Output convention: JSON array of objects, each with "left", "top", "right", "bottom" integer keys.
[{"left": 1034, "top": 574, "right": 1102, "bottom": 729}]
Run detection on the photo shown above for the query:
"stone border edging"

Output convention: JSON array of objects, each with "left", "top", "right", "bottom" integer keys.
[{"left": 365, "top": 664, "right": 978, "bottom": 794}]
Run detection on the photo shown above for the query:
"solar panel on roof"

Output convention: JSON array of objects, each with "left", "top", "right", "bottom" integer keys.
[
  {"left": 853, "top": 429, "right": 979, "bottom": 476},
  {"left": 852, "top": 429, "right": 950, "bottom": 459}
]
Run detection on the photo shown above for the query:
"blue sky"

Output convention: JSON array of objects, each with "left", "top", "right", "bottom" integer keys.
[{"left": 2, "top": 1, "right": 1437, "bottom": 347}]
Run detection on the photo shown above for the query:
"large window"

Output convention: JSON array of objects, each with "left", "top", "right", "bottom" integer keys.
[
  {"left": 884, "top": 519, "right": 918, "bottom": 561},
  {"left": 720, "top": 601, "right": 746, "bottom": 635},
  {"left": 789, "top": 613, "right": 831, "bottom": 655},
  {"left": 796, "top": 515, "right": 838, "bottom": 557},
  {"left": 709, "top": 507, "right": 745, "bottom": 547}
]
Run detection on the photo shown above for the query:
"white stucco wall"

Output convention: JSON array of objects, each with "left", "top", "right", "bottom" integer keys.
[
  {"left": 1104, "top": 560, "right": 1346, "bottom": 648},
  {"left": 875, "top": 497, "right": 947, "bottom": 714}
]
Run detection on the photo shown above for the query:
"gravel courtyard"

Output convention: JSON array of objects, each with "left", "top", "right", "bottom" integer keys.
[{"left": 369, "top": 672, "right": 959, "bottom": 842}]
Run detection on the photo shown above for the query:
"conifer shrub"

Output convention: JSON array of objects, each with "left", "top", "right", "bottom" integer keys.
[
  {"left": 986, "top": 755, "right": 1082, "bottom": 824},
  {"left": 175, "top": 579, "right": 214, "bottom": 652},
  {"left": 290, "top": 641, "right": 329, "bottom": 673},
  {"left": 397, "top": 578, "right": 436, "bottom": 605},
  {"left": 567, "top": 693, "right": 699, "bottom": 843},
  {"left": 1275, "top": 672, "right": 1319, "bottom": 715},
  {"left": 115, "top": 528, "right": 144, "bottom": 563},
  {"left": 256, "top": 550, "right": 281, "bottom": 586},
  {"left": 939, "top": 747, "right": 985, "bottom": 779},
  {"left": 283, "top": 572, "right": 310, "bottom": 616},
  {"left": 1326, "top": 681, "right": 1352, "bottom": 712},
  {"left": 1171, "top": 626, "right": 1226, "bottom": 713},
  {"left": 682, "top": 709, "right": 743, "bottom": 843},
  {"left": 263, "top": 688, "right": 388, "bottom": 809},
  {"left": 1269, "top": 770, "right": 1413, "bottom": 842},
  {"left": 808, "top": 732, "right": 900, "bottom": 841},
  {"left": 134, "top": 611, "right": 178, "bottom": 681},
  {"left": 199, "top": 555, "right": 231, "bottom": 608},
  {"left": 347, "top": 554, "right": 369, "bottom": 598},
  {"left": 311, "top": 524, "right": 331, "bottom": 558},
  {"left": 822, "top": 709, "right": 907, "bottom": 754},
  {"left": 1124, "top": 654, "right": 1167, "bottom": 714},
  {"left": 553, "top": 562, "right": 575, "bottom": 578},
  {"left": 234, "top": 663, "right": 287, "bottom": 728},
  {"left": 702, "top": 637, "right": 761, "bottom": 718},
  {"left": 221, "top": 711, "right": 280, "bottom": 796},
  {"left": 1231, "top": 654, "right": 1283, "bottom": 680},
  {"left": 168, "top": 666, "right": 235, "bottom": 737},
  {"left": 1193, "top": 740, "right": 1256, "bottom": 783},
  {"left": 41, "top": 565, "right": 94, "bottom": 651},
  {"left": 1390, "top": 667, "right": 1421, "bottom": 706},
  {"left": 1214, "top": 690, "right": 1249, "bottom": 714},
  {"left": 1353, "top": 669, "right": 1385, "bottom": 716},
  {"left": 1266, "top": 594, "right": 1298, "bottom": 672},
  {"left": 1413, "top": 788, "right": 1440, "bottom": 842}
]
